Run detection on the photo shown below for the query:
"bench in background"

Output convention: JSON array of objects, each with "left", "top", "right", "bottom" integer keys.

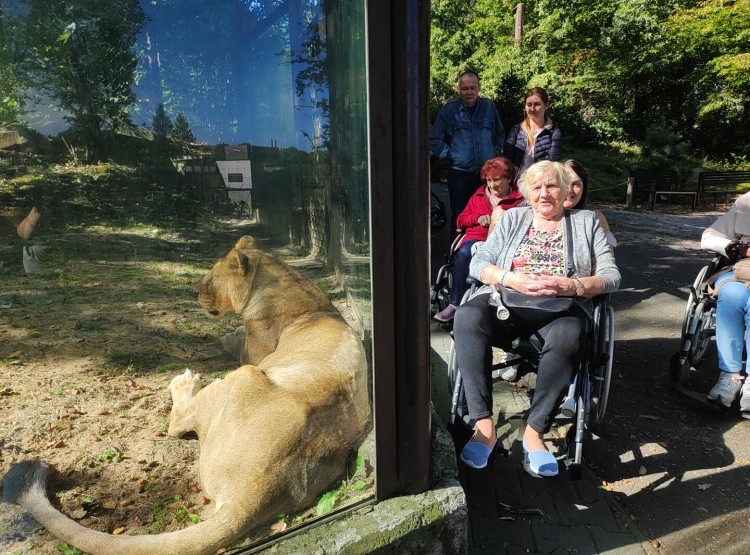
[
  {"left": 629, "top": 169, "right": 698, "bottom": 211},
  {"left": 698, "top": 171, "right": 750, "bottom": 207}
]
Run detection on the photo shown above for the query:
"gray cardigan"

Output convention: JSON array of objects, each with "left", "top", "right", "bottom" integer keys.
[{"left": 469, "top": 207, "right": 621, "bottom": 318}]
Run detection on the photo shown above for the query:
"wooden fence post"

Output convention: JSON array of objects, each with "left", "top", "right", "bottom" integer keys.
[{"left": 626, "top": 176, "right": 634, "bottom": 208}]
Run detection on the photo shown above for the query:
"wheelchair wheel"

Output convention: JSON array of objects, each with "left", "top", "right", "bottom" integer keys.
[
  {"left": 680, "top": 263, "right": 711, "bottom": 339},
  {"left": 685, "top": 299, "right": 715, "bottom": 366},
  {"left": 430, "top": 264, "right": 453, "bottom": 317},
  {"left": 431, "top": 191, "right": 447, "bottom": 230},
  {"left": 588, "top": 303, "right": 615, "bottom": 428}
]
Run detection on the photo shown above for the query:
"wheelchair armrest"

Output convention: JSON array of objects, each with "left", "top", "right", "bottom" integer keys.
[
  {"left": 449, "top": 228, "right": 468, "bottom": 252},
  {"left": 707, "top": 254, "right": 730, "bottom": 275}
]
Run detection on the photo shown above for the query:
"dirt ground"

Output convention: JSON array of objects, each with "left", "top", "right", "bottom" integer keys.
[{"left": 0, "top": 227, "right": 364, "bottom": 555}]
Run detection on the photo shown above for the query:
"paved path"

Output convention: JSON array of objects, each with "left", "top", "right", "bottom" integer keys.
[{"left": 431, "top": 325, "right": 656, "bottom": 554}]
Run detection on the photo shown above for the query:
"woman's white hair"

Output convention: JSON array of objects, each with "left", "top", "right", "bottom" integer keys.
[{"left": 518, "top": 161, "right": 572, "bottom": 200}]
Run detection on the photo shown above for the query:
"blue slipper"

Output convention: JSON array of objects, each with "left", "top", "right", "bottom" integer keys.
[
  {"left": 522, "top": 439, "right": 558, "bottom": 478},
  {"left": 460, "top": 436, "right": 496, "bottom": 469}
]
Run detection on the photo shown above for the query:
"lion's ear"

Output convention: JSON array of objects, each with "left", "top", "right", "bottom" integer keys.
[
  {"left": 228, "top": 250, "right": 251, "bottom": 275},
  {"left": 228, "top": 249, "right": 262, "bottom": 278},
  {"left": 235, "top": 236, "right": 256, "bottom": 251}
]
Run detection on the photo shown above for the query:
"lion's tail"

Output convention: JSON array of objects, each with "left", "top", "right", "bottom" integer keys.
[{"left": 3, "top": 461, "right": 244, "bottom": 555}]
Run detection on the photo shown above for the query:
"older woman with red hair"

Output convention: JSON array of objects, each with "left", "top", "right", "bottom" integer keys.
[{"left": 434, "top": 157, "right": 523, "bottom": 322}]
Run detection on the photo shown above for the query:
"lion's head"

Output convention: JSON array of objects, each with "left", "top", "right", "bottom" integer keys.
[{"left": 198, "top": 236, "right": 259, "bottom": 318}]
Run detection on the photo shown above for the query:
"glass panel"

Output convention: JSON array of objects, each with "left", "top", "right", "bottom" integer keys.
[{"left": 0, "top": 0, "right": 373, "bottom": 552}]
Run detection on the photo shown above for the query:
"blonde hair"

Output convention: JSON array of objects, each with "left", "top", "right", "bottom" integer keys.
[
  {"left": 518, "top": 161, "right": 571, "bottom": 200},
  {"left": 522, "top": 87, "right": 550, "bottom": 149}
]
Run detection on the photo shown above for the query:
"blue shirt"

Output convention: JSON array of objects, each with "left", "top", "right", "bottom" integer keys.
[{"left": 430, "top": 97, "right": 505, "bottom": 174}]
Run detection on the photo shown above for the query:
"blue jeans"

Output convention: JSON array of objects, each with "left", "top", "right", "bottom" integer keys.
[
  {"left": 450, "top": 239, "right": 477, "bottom": 306},
  {"left": 715, "top": 271, "right": 750, "bottom": 372}
]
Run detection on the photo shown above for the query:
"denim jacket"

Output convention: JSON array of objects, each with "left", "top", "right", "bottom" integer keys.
[{"left": 430, "top": 97, "right": 505, "bottom": 174}]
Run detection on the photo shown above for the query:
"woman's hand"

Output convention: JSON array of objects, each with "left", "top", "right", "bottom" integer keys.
[
  {"left": 505, "top": 272, "right": 576, "bottom": 296},
  {"left": 477, "top": 214, "right": 491, "bottom": 227},
  {"left": 487, "top": 207, "right": 505, "bottom": 237}
]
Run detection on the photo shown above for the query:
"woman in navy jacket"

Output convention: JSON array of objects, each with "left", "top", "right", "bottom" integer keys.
[{"left": 504, "top": 87, "right": 562, "bottom": 178}]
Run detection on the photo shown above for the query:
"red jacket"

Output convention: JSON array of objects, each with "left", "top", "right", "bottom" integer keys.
[{"left": 456, "top": 185, "right": 524, "bottom": 245}]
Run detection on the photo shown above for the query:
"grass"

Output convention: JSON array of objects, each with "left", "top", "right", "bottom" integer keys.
[
  {"left": 97, "top": 448, "right": 123, "bottom": 464},
  {"left": 55, "top": 543, "right": 86, "bottom": 555},
  {"left": 147, "top": 495, "right": 201, "bottom": 534}
]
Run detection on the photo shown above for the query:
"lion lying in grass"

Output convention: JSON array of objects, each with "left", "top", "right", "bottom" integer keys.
[{"left": 2, "top": 236, "right": 370, "bottom": 555}]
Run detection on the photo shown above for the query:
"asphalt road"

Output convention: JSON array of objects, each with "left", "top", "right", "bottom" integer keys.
[
  {"left": 588, "top": 209, "right": 750, "bottom": 554},
  {"left": 430, "top": 183, "right": 750, "bottom": 553}
]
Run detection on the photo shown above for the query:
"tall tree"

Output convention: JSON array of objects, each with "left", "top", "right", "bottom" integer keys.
[
  {"left": 664, "top": 0, "right": 750, "bottom": 157},
  {"left": 21, "top": 0, "right": 146, "bottom": 160},
  {"left": 172, "top": 112, "right": 195, "bottom": 143},
  {"left": 152, "top": 103, "right": 173, "bottom": 138},
  {"left": 0, "top": 6, "right": 27, "bottom": 131}
]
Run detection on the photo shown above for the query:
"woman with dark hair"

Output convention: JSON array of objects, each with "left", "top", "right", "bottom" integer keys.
[
  {"left": 563, "top": 159, "right": 616, "bottom": 247},
  {"left": 434, "top": 157, "right": 524, "bottom": 323},
  {"left": 504, "top": 87, "right": 562, "bottom": 178}
]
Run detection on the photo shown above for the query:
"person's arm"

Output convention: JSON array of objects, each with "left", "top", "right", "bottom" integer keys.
[
  {"left": 589, "top": 215, "right": 621, "bottom": 294},
  {"left": 547, "top": 212, "right": 620, "bottom": 296},
  {"left": 548, "top": 125, "right": 562, "bottom": 161},
  {"left": 486, "top": 207, "right": 505, "bottom": 237},
  {"left": 470, "top": 209, "right": 515, "bottom": 284},
  {"left": 456, "top": 194, "right": 488, "bottom": 229},
  {"left": 595, "top": 210, "right": 617, "bottom": 248},
  {"left": 430, "top": 105, "right": 452, "bottom": 160},
  {"left": 701, "top": 203, "right": 739, "bottom": 256}
]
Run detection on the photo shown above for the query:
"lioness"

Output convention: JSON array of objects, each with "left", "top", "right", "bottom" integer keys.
[{"left": 2, "top": 236, "right": 370, "bottom": 555}]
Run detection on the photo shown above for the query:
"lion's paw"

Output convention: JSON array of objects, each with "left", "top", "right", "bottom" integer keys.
[{"left": 169, "top": 368, "right": 203, "bottom": 404}]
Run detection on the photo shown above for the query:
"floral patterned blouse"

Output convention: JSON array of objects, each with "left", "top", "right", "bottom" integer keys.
[{"left": 511, "top": 225, "right": 565, "bottom": 275}]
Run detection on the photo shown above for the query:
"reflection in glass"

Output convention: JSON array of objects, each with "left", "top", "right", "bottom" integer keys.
[{"left": 0, "top": 0, "right": 372, "bottom": 551}]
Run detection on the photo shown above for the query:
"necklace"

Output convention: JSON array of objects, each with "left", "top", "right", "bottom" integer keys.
[{"left": 532, "top": 218, "right": 562, "bottom": 233}]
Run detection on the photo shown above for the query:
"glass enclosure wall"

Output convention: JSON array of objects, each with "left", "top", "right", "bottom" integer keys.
[{"left": 0, "top": 0, "right": 372, "bottom": 552}]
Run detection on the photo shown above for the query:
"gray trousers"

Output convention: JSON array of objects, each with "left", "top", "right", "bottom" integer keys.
[{"left": 453, "top": 292, "right": 587, "bottom": 433}]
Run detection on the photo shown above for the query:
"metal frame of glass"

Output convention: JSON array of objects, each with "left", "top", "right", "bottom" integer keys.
[{"left": 367, "top": 0, "right": 432, "bottom": 499}]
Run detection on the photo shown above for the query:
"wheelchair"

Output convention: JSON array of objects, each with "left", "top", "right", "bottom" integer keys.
[
  {"left": 430, "top": 230, "right": 465, "bottom": 324},
  {"left": 431, "top": 190, "right": 447, "bottom": 230},
  {"left": 669, "top": 255, "right": 732, "bottom": 408},
  {"left": 447, "top": 284, "right": 615, "bottom": 476}
]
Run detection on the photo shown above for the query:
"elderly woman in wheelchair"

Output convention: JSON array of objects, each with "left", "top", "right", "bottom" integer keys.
[
  {"left": 700, "top": 192, "right": 750, "bottom": 415},
  {"left": 452, "top": 160, "right": 621, "bottom": 475}
]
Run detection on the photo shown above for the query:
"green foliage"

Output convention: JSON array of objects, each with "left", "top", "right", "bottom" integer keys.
[
  {"left": 4, "top": 1, "right": 146, "bottom": 161},
  {"left": 565, "top": 142, "right": 641, "bottom": 203},
  {"left": 98, "top": 448, "right": 123, "bottom": 463},
  {"left": 55, "top": 542, "right": 86, "bottom": 555},
  {"left": 664, "top": 0, "right": 750, "bottom": 157},
  {"left": 315, "top": 478, "right": 371, "bottom": 517},
  {"left": 430, "top": 0, "right": 750, "bottom": 160}
]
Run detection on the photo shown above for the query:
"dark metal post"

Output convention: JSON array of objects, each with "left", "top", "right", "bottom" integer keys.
[{"left": 368, "top": 0, "right": 431, "bottom": 498}]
